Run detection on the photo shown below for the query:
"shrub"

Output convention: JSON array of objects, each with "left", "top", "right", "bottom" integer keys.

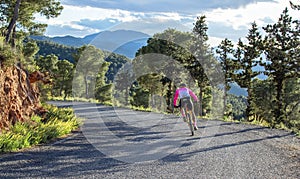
[{"left": 0, "top": 105, "right": 82, "bottom": 153}]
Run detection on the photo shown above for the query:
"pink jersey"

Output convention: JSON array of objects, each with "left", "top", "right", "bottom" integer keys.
[{"left": 173, "top": 87, "right": 198, "bottom": 106}]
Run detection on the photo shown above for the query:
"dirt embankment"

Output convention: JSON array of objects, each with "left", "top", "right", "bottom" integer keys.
[{"left": 0, "top": 65, "right": 50, "bottom": 132}]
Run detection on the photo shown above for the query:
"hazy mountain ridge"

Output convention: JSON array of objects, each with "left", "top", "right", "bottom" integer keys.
[
  {"left": 30, "top": 30, "right": 150, "bottom": 58},
  {"left": 229, "top": 83, "right": 248, "bottom": 96}
]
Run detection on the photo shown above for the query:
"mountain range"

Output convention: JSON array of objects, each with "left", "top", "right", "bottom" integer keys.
[{"left": 30, "top": 30, "right": 150, "bottom": 59}]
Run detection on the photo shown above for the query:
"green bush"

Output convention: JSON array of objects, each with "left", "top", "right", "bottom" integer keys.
[
  {"left": 0, "top": 37, "right": 19, "bottom": 67},
  {"left": 0, "top": 105, "right": 82, "bottom": 153}
]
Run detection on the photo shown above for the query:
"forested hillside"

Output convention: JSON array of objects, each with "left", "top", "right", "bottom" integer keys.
[
  {"left": 34, "top": 40, "right": 78, "bottom": 63},
  {"left": 32, "top": 39, "right": 129, "bottom": 82}
]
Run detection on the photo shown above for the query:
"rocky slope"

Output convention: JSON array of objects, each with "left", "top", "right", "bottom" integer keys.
[{"left": 0, "top": 64, "right": 49, "bottom": 132}]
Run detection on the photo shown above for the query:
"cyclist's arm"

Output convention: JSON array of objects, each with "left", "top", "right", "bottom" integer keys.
[{"left": 188, "top": 89, "right": 198, "bottom": 102}]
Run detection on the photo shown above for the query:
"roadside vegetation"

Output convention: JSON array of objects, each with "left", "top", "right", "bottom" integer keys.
[{"left": 0, "top": 104, "right": 81, "bottom": 153}]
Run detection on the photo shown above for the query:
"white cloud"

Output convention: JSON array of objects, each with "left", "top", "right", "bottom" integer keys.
[
  {"left": 208, "top": 36, "right": 224, "bottom": 48},
  {"left": 35, "top": 5, "right": 143, "bottom": 26},
  {"left": 109, "top": 18, "right": 191, "bottom": 35},
  {"left": 200, "top": 0, "right": 299, "bottom": 46},
  {"left": 151, "top": 12, "right": 186, "bottom": 21},
  {"left": 204, "top": 0, "right": 297, "bottom": 30}
]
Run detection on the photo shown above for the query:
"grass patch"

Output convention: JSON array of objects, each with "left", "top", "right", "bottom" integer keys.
[
  {"left": 0, "top": 104, "right": 82, "bottom": 153},
  {"left": 48, "top": 96, "right": 113, "bottom": 106},
  {"left": 131, "top": 105, "right": 153, "bottom": 112},
  {"left": 48, "top": 96, "right": 99, "bottom": 103}
]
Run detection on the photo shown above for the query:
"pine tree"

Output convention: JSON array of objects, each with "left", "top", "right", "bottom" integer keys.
[
  {"left": 22, "top": 39, "right": 39, "bottom": 70},
  {"left": 137, "top": 73, "right": 164, "bottom": 109},
  {"left": 35, "top": 54, "right": 59, "bottom": 97},
  {"left": 191, "top": 16, "right": 215, "bottom": 116},
  {"left": 216, "top": 38, "right": 235, "bottom": 116},
  {"left": 55, "top": 60, "right": 74, "bottom": 99},
  {"left": 290, "top": 1, "right": 300, "bottom": 10},
  {"left": 130, "top": 82, "right": 150, "bottom": 108},
  {"left": 261, "top": 8, "right": 300, "bottom": 126},
  {"left": 114, "top": 62, "right": 134, "bottom": 106},
  {"left": 73, "top": 45, "right": 105, "bottom": 98},
  {"left": 234, "top": 22, "right": 262, "bottom": 121},
  {"left": 252, "top": 78, "right": 275, "bottom": 123},
  {"left": 95, "top": 62, "right": 113, "bottom": 103},
  {"left": 35, "top": 54, "right": 59, "bottom": 75}
]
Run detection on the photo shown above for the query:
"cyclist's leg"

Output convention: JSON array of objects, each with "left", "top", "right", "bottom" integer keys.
[
  {"left": 192, "top": 110, "right": 197, "bottom": 124},
  {"left": 180, "top": 101, "right": 187, "bottom": 122},
  {"left": 179, "top": 99, "right": 185, "bottom": 117},
  {"left": 188, "top": 100, "right": 198, "bottom": 128},
  {"left": 191, "top": 111, "right": 198, "bottom": 130},
  {"left": 180, "top": 108, "right": 187, "bottom": 121}
]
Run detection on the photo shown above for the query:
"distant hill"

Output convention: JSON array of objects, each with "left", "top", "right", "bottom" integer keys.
[
  {"left": 30, "top": 30, "right": 150, "bottom": 59},
  {"left": 228, "top": 83, "right": 248, "bottom": 96},
  {"left": 112, "top": 38, "right": 148, "bottom": 58},
  {"left": 30, "top": 35, "right": 84, "bottom": 47}
]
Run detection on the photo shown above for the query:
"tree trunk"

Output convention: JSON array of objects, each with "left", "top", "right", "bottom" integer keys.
[
  {"left": 84, "top": 75, "right": 89, "bottom": 98},
  {"left": 6, "top": 0, "right": 22, "bottom": 44},
  {"left": 125, "top": 88, "right": 129, "bottom": 105},
  {"left": 59, "top": 85, "right": 63, "bottom": 97},
  {"left": 224, "top": 91, "right": 227, "bottom": 117},
  {"left": 166, "top": 80, "right": 173, "bottom": 111},
  {"left": 198, "top": 86, "right": 203, "bottom": 116},
  {"left": 246, "top": 83, "right": 254, "bottom": 121},
  {"left": 63, "top": 93, "right": 67, "bottom": 101},
  {"left": 274, "top": 77, "right": 284, "bottom": 125}
]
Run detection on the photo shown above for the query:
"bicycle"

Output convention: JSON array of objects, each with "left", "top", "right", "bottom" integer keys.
[{"left": 174, "top": 98, "right": 197, "bottom": 136}]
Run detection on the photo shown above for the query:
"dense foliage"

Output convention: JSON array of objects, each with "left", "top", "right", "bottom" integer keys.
[
  {"left": 34, "top": 40, "right": 78, "bottom": 63},
  {"left": 1, "top": 0, "right": 63, "bottom": 46},
  {"left": 226, "top": 94, "right": 247, "bottom": 120}
]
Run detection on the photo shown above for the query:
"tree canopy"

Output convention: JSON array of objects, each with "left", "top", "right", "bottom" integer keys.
[{"left": 1, "top": 0, "right": 63, "bottom": 45}]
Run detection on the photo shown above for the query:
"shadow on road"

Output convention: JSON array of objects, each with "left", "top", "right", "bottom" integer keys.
[
  {"left": 161, "top": 132, "right": 292, "bottom": 163},
  {"left": 0, "top": 132, "right": 126, "bottom": 178}
]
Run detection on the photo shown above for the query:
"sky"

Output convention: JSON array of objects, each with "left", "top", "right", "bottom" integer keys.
[{"left": 35, "top": 0, "right": 299, "bottom": 47}]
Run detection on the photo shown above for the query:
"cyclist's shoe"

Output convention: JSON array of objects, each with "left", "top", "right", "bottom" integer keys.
[{"left": 194, "top": 125, "right": 198, "bottom": 130}]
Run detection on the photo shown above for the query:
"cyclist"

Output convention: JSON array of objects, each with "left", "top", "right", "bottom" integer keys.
[{"left": 173, "top": 83, "right": 199, "bottom": 130}]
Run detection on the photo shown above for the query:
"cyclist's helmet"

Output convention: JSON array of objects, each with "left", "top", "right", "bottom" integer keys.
[{"left": 179, "top": 83, "right": 186, "bottom": 87}]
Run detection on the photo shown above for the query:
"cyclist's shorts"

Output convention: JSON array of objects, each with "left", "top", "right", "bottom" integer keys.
[{"left": 180, "top": 97, "right": 193, "bottom": 110}]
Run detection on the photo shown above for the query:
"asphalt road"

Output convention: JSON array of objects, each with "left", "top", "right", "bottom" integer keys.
[{"left": 0, "top": 101, "right": 299, "bottom": 178}]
